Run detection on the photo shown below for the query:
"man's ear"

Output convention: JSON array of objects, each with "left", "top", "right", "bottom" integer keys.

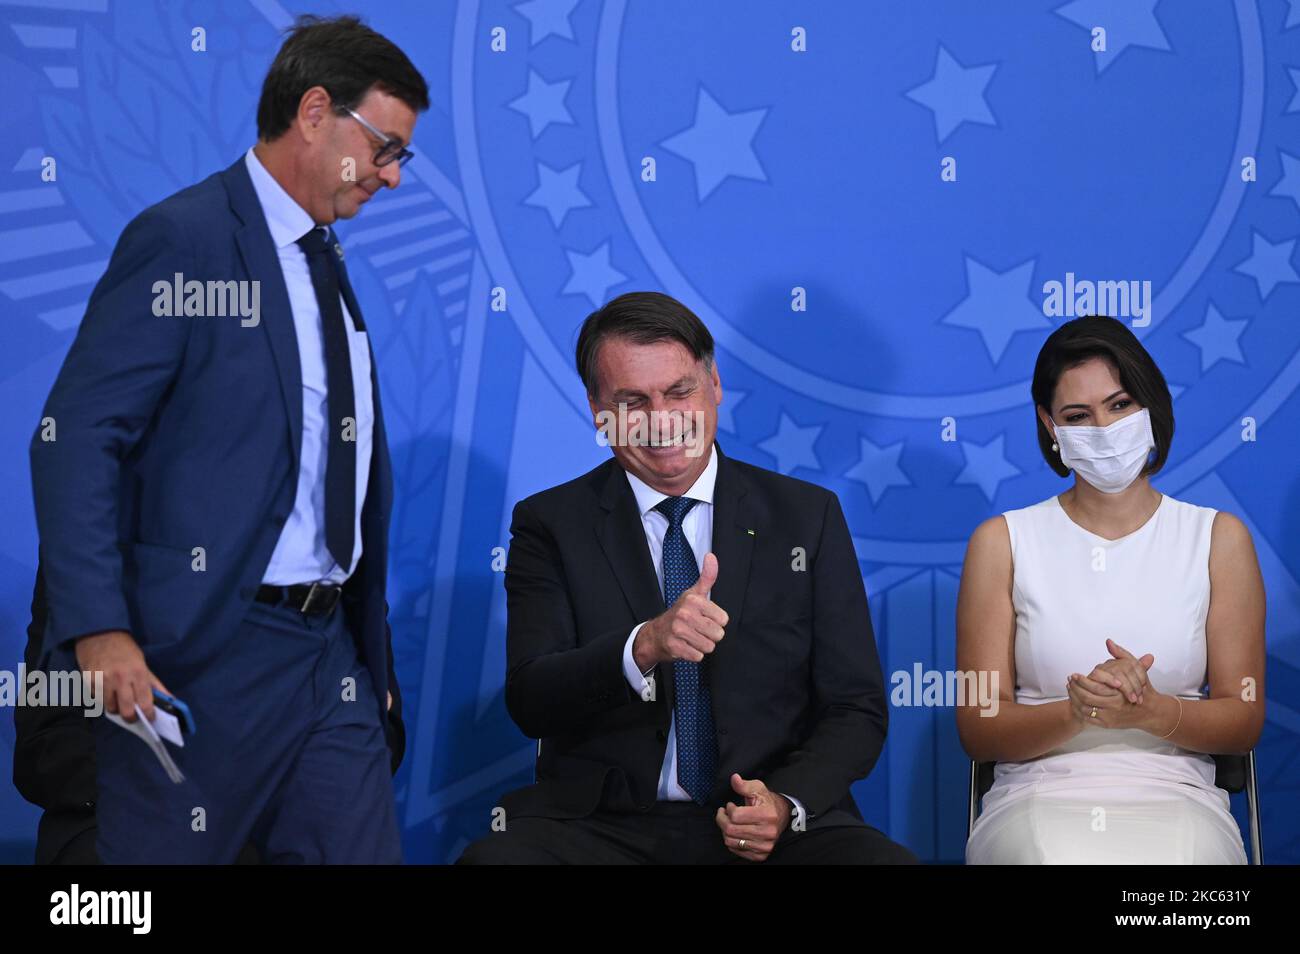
[{"left": 296, "top": 85, "right": 332, "bottom": 143}]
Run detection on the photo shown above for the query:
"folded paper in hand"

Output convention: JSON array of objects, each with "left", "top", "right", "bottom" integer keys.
[{"left": 105, "top": 704, "right": 185, "bottom": 784}]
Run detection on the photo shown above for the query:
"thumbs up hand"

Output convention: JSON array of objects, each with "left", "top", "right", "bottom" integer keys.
[
  {"left": 632, "top": 552, "right": 729, "bottom": 671},
  {"left": 693, "top": 551, "right": 719, "bottom": 595}
]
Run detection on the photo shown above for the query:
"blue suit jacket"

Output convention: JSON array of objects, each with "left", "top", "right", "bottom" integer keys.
[{"left": 30, "top": 156, "right": 398, "bottom": 754}]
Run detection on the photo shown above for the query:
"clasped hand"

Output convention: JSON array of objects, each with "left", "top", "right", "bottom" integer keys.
[
  {"left": 1066, "top": 638, "right": 1160, "bottom": 730},
  {"left": 714, "top": 773, "right": 790, "bottom": 862}
]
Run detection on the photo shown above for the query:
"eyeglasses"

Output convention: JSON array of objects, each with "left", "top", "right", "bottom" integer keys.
[{"left": 343, "top": 106, "right": 414, "bottom": 168}]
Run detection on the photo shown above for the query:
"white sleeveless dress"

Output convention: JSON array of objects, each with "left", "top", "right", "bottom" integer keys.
[{"left": 965, "top": 493, "right": 1247, "bottom": 865}]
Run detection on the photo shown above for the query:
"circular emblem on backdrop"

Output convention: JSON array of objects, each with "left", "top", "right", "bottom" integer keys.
[{"left": 455, "top": 0, "right": 1297, "bottom": 568}]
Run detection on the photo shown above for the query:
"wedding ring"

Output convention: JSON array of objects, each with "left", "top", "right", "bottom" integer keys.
[
  {"left": 738, "top": 839, "right": 747, "bottom": 850},
  {"left": 1090, "top": 706, "right": 1098, "bottom": 718}
]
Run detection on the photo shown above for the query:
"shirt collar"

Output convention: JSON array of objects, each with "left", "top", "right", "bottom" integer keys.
[
  {"left": 244, "top": 146, "right": 318, "bottom": 250},
  {"left": 623, "top": 444, "right": 717, "bottom": 518}
]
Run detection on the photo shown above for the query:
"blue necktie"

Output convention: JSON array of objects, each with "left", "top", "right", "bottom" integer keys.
[
  {"left": 296, "top": 226, "right": 357, "bottom": 572},
  {"left": 655, "top": 496, "right": 718, "bottom": 804}
]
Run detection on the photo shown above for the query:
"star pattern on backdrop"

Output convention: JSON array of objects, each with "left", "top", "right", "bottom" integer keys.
[
  {"left": 1183, "top": 302, "right": 1248, "bottom": 373},
  {"left": 955, "top": 434, "right": 1021, "bottom": 503},
  {"left": 524, "top": 160, "right": 591, "bottom": 228},
  {"left": 717, "top": 388, "right": 747, "bottom": 434},
  {"left": 1270, "top": 151, "right": 1300, "bottom": 213},
  {"left": 513, "top": 0, "right": 579, "bottom": 46},
  {"left": 561, "top": 241, "right": 627, "bottom": 308},
  {"left": 509, "top": 69, "right": 574, "bottom": 138},
  {"left": 756, "top": 411, "right": 822, "bottom": 475},
  {"left": 661, "top": 87, "right": 769, "bottom": 202},
  {"left": 1055, "top": 0, "right": 1172, "bottom": 74},
  {"left": 844, "top": 436, "right": 911, "bottom": 505},
  {"left": 905, "top": 45, "right": 998, "bottom": 143},
  {"left": 941, "top": 256, "right": 1050, "bottom": 363},
  {"left": 1233, "top": 231, "right": 1300, "bottom": 300}
]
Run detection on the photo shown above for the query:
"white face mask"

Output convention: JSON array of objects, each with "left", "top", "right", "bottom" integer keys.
[{"left": 1052, "top": 407, "right": 1155, "bottom": 494}]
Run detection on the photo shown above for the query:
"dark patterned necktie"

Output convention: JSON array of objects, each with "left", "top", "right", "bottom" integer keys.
[
  {"left": 655, "top": 495, "right": 718, "bottom": 804},
  {"left": 296, "top": 226, "right": 356, "bottom": 571}
]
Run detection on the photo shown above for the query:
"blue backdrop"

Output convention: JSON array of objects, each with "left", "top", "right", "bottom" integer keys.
[{"left": 1, "top": 0, "right": 1298, "bottom": 864}]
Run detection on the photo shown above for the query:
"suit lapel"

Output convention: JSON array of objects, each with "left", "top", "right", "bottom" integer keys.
[
  {"left": 223, "top": 157, "right": 304, "bottom": 472},
  {"left": 709, "top": 446, "right": 754, "bottom": 655},
  {"left": 595, "top": 460, "right": 665, "bottom": 626}
]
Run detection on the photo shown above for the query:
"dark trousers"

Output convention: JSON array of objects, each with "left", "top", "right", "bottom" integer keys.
[
  {"left": 457, "top": 801, "right": 917, "bottom": 864},
  {"left": 93, "top": 598, "right": 401, "bottom": 864},
  {"left": 36, "top": 810, "right": 97, "bottom": 865}
]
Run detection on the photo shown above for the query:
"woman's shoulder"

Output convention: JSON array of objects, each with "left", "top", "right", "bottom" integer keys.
[
  {"left": 966, "top": 513, "right": 1010, "bottom": 557},
  {"left": 997, "top": 495, "right": 1061, "bottom": 531},
  {"left": 1206, "top": 508, "right": 1253, "bottom": 549},
  {"left": 1157, "top": 492, "right": 1213, "bottom": 515},
  {"left": 1156, "top": 493, "right": 1222, "bottom": 530},
  {"left": 967, "top": 496, "right": 1057, "bottom": 554},
  {"left": 1159, "top": 496, "right": 1253, "bottom": 542},
  {"left": 1002, "top": 495, "right": 1061, "bottom": 517}
]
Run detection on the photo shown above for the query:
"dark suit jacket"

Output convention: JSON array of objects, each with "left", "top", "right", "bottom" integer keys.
[
  {"left": 26, "top": 156, "right": 401, "bottom": 770},
  {"left": 498, "top": 444, "right": 888, "bottom": 830}
]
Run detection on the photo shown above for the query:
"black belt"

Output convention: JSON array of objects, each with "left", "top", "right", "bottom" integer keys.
[{"left": 254, "top": 582, "right": 343, "bottom": 616}]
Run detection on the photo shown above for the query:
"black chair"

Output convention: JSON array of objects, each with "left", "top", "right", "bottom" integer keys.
[{"left": 967, "top": 751, "right": 1262, "bottom": 864}]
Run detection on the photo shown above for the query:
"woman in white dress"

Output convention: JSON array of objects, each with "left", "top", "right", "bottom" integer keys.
[{"left": 958, "top": 316, "right": 1266, "bottom": 864}]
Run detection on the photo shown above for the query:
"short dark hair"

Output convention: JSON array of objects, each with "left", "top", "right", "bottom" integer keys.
[
  {"left": 1031, "top": 315, "right": 1174, "bottom": 478},
  {"left": 575, "top": 292, "right": 715, "bottom": 398},
  {"left": 257, "top": 14, "right": 430, "bottom": 142}
]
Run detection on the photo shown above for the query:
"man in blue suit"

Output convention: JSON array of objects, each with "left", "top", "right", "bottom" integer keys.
[{"left": 28, "top": 15, "right": 428, "bottom": 863}]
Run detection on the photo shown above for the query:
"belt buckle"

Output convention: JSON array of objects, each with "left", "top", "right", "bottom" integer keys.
[{"left": 300, "top": 582, "right": 341, "bottom": 616}]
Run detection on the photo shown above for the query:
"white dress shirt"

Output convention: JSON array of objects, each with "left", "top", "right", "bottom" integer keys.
[
  {"left": 620, "top": 446, "right": 806, "bottom": 827},
  {"left": 245, "top": 147, "right": 374, "bottom": 585}
]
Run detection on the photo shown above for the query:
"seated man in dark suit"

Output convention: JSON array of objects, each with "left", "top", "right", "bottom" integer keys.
[{"left": 460, "top": 291, "right": 915, "bottom": 864}]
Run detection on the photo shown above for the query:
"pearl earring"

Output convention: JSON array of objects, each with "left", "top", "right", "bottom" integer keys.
[{"left": 1052, "top": 442, "right": 1059, "bottom": 452}]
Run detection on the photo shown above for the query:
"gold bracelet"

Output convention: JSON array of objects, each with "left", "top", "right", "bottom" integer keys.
[{"left": 1159, "top": 696, "right": 1183, "bottom": 739}]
